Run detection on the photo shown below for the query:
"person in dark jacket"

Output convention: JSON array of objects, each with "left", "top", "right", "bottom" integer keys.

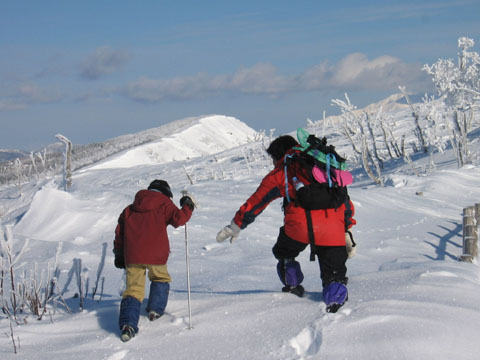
[
  {"left": 113, "top": 179, "right": 195, "bottom": 342},
  {"left": 216, "top": 135, "right": 356, "bottom": 312}
]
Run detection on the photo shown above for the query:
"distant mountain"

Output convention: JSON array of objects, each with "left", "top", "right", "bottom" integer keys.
[
  {"left": 1, "top": 114, "right": 257, "bottom": 184},
  {"left": 85, "top": 114, "right": 258, "bottom": 170},
  {"left": 363, "top": 93, "right": 411, "bottom": 113},
  {"left": 323, "top": 92, "right": 419, "bottom": 126},
  {"left": 0, "top": 149, "right": 29, "bottom": 163}
]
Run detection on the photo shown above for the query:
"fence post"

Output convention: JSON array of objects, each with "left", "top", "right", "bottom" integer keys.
[{"left": 460, "top": 206, "right": 478, "bottom": 262}]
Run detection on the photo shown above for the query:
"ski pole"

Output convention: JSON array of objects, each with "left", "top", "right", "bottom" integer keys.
[{"left": 184, "top": 223, "right": 193, "bottom": 329}]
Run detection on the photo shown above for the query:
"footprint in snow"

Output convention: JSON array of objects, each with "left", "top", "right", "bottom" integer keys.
[
  {"left": 289, "top": 327, "right": 321, "bottom": 357},
  {"left": 202, "top": 243, "right": 224, "bottom": 251},
  {"left": 105, "top": 350, "right": 128, "bottom": 360}
]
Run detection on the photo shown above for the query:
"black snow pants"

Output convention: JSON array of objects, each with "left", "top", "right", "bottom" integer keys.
[{"left": 272, "top": 226, "right": 348, "bottom": 287}]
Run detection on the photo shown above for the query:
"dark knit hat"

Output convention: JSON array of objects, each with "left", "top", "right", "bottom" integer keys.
[{"left": 148, "top": 179, "right": 173, "bottom": 198}]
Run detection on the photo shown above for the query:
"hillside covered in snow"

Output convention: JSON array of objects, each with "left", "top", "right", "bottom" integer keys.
[
  {"left": 1, "top": 104, "right": 480, "bottom": 359},
  {"left": 0, "top": 114, "right": 258, "bottom": 185}
]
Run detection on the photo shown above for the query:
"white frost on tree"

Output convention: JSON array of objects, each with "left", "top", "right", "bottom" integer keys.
[
  {"left": 423, "top": 36, "right": 480, "bottom": 166},
  {"left": 331, "top": 94, "right": 384, "bottom": 185}
]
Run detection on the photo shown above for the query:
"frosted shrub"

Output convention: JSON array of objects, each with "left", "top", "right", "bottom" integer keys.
[{"left": 0, "top": 226, "right": 107, "bottom": 321}]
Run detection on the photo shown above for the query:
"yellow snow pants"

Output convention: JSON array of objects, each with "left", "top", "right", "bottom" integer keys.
[{"left": 122, "top": 264, "right": 171, "bottom": 302}]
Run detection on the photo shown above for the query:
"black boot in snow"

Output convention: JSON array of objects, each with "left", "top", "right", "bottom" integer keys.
[
  {"left": 326, "top": 303, "right": 343, "bottom": 313},
  {"left": 121, "top": 325, "right": 136, "bottom": 342},
  {"left": 282, "top": 285, "right": 305, "bottom": 297},
  {"left": 148, "top": 310, "right": 163, "bottom": 321}
]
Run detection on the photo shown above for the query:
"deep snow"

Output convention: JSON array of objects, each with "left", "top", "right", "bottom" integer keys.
[{"left": 1, "top": 114, "right": 480, "bottom": 360}]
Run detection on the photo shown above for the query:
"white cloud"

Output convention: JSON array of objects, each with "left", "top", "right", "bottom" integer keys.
[
  {"left": 80, "top": 46, "right": 129, "bottom": 80},
  {"left": 0, "top": 100, "right": 25, "bottom": 111},
  {"left": 330, "top": 53, "right": 400, "bottom": 86},
  {"left": 123, "top": 53, "right": 430, "bottom": 103},
  {"left": 1, "top": 52, "right": 430, "bottom": 111},
  {"left": 124, "top": 73, "right": 227, "bottom": 102},
  {"left": 230, "top": 63, "right": 292, "bottom": 95},
  {"left": 0, "top": 82, "right": 61, "bottom": 110}
]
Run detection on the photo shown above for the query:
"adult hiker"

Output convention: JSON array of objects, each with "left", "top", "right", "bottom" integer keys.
[
  {"left": 113, "top": 179, "right": 196, "bottom": 342},
  {"left": 216, "top": 133, "right": 356, "bottom": 312}
]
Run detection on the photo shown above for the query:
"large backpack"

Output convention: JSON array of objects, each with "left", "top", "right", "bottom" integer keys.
[{"left": 283, "top": 128, "right": 353, "bottom": 260}]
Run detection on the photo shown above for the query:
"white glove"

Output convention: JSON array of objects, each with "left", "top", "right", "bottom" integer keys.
[
  {"left": 345, "top": 231, "right": 356, "bottom": 259},
  {"left": 216, "top": 220, "right": 241, "bottom": 243}
]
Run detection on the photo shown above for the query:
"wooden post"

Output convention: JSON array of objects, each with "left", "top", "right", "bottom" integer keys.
[
  {"left": 55, "top": 134, "right": 73, "bottom": 191},
  {"left": 460, "top": 206, "right": 477, "bottom": 262}
]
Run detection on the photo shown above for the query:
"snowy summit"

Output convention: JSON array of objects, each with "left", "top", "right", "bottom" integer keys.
[{"left": 86, "top": 115, "right": 257, "bottom": 170}]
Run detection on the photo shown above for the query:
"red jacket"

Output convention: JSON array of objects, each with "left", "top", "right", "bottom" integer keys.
[
  {"left": 114, "top": 190, "right": 192, "bottom": 265},
  {"left": 233, "top": 150, "right": 356, "bottom": 246}
]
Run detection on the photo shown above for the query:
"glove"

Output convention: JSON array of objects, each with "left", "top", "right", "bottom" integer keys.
[
  {"left": 345, "top": 231, "right": 356, "bottom": 259},
  {"left": 114, "top": 254, "right": 125, "bottom": 269},
  {"left": 216, "top": 220, "right": 241, "bottom": 243},
  {"left": 180, "top": 190, "right": 198, "bottom": 210},
  {"left": 180, "top": 196, "right": 195, "bottom": 211}
]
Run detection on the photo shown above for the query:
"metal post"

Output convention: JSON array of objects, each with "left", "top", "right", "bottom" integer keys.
[{"left": 185, "top": 223, "right": 193, "bottom": 329}]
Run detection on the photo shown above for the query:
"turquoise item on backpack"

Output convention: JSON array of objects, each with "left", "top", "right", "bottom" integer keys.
[{"left": 294, "top": 128, "right": 348, "bottom": 170}]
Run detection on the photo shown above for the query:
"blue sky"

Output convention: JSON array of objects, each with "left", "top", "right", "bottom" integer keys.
[{"left": 1, "top": 0, "right": 479, "bottom": 150}]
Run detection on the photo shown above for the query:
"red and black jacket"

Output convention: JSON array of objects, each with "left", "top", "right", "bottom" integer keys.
[{"left": 233, "top": 149, "right": 356, "bottom": 246}]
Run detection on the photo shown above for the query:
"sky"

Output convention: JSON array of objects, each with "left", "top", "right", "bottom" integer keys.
[{"left": 1, "top": 0, "right": 479, "bottom": 151}]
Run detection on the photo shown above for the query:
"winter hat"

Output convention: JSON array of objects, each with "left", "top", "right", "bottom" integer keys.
[{"left": 148, "top": 179, "right": 173, "bottom": 198}]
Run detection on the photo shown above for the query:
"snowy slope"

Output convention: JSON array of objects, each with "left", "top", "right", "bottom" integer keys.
[
  {"left": 1, "top": 114, "right": 480, "bottom": 360},
  {"left": 85, "top": 115, "right": 257, "bottom": 170}
]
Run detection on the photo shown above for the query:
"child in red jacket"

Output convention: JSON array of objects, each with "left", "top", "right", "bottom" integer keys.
[{"left": 114, "top": 179, "right": 195, "bottom": 342}]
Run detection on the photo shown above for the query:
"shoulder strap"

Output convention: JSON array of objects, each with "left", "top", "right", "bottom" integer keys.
[
  {"left": 305, "top": 209, "right": 316, "bottom": 261},
  {"left": 283, "top": 154, "right": 295, "bottom": 203}
]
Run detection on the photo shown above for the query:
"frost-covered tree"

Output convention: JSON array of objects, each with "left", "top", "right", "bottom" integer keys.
[
  {"left": 399, "top": 86, "right": 428, "bottom": 153},
  {"left": 12, "top": 159, "right": 24, "bottom": 196},
  {"left": 415, "top": 94, "right": 451, "bottom": 155},
  {"left": 424, "top": 37, "right": 480, "bottom": 110},
  {"left": 423, "top": 36, "right": 480, "bottom": 166},
  {"left": 331, "top": 94, "right": 384, "bottom": 185}
]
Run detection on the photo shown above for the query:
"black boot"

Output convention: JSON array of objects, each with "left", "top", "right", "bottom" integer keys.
[
  {"left": 121, "top": 325, "right": 136, "bottom": 342},
  {"left": 282, "top": 284, "right": 305, "bottom": 297}
]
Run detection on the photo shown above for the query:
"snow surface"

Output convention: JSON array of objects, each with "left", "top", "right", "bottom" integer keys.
[{"left": 2, "top": 114, "right": 480, "bottom": 360}]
